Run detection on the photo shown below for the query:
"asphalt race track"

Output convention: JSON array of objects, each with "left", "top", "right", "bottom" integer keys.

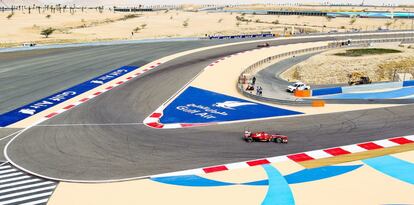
[
  {"left": 0, "top": 40, "right": 249, "bottom": 114},
  {"left": 4, "top": 33, "right": 414, "bottom": 181}
]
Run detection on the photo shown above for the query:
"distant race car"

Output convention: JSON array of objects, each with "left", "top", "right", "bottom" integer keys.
[
  {"left": 257, "top": 42, "right": 270, "bottom": 48},
  {"left": 22, "top": 42, "right": 36, "bottom": 47},
  {"left": 286, "top": 82, "right": 310, "bottom": 93},
  {"left": 244, "top": 130, "right": 288, "bottom": 143}
]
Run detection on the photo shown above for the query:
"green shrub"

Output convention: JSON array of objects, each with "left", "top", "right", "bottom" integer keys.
[{"left": 41, "top": 27, "right": 55, "bottom": 38}]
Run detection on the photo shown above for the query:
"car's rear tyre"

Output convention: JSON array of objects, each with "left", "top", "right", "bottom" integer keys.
[{"left": 246, "top": 137, "right": 254, "bottom": 143}]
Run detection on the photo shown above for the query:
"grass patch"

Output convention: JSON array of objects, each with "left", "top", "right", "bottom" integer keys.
[{"left": 334, "top": 48, "right": 402, "bottom": 57}]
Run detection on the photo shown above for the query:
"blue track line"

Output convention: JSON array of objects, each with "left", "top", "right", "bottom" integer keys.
[
  {"left": 262, "top": 164, "right": 295, "bottom": 205},
  {"left": 363, "top": 155, "right": 414, "bottom": 185}
]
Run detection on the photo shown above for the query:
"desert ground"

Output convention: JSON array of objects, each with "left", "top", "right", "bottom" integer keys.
[
  {"left": 1, "top": 7, "right": 414, "bottom": 47},
  {"left": 281, "top": 43, "right": 414, "bottom": 85}
]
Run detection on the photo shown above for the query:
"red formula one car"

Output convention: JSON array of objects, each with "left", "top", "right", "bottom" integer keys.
[{"left": 244, "top": 130, "right": 288, "bottom": 143}]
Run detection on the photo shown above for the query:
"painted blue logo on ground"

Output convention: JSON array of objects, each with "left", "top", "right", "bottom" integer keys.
[
  {"left": 0, "top": 65, "right": 138, "bottom": 127},
  {"left": 151, "top": 164, "right": 362, "bottom": 205},
  {"left": 159, "top": 86, "right": 302, "bottom": 124}
]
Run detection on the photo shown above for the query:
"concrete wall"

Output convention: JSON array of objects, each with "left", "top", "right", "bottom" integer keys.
[{"left": 312, "top": 80, "right": 414, "bottom": 97}]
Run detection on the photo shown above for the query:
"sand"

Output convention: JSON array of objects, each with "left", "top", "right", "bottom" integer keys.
[
  {"left": 280, "top": 43, "right": 414, "bottom": 84},
  {"left": 1, "top": 9, "right": 414, "bottom": 47}
]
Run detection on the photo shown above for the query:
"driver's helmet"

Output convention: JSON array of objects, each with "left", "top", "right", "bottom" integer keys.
[{"left": 244, "top": 130, "right": 251, "bottom": 136}]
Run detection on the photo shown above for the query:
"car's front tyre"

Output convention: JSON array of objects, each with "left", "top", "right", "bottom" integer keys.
[{"left": 246, "top": 137, "right": 254, "bottom": 143}]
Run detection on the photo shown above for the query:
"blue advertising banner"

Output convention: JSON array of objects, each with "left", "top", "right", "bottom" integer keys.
[
  {"left": 312, "top": 87, "right": 342, "bottom": 96},
  {"left": 403, "top": 80, "right": 414, "bottom": 87},
  {"left": 0, "top": 65, "right": 138, "bottom": 127},
  {"left": 159, "top": 86, "right": 302, "bottom": 124}
]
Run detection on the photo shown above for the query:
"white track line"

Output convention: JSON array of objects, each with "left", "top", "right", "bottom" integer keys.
[
  {"left": 0, "top": 130, "right": 23, "bottom": 141},
  {"left": 0, "top": 168, "right": 17, "bottom": 174},
  {"left": 20, "top": 198, "right": 49, "bottom": 205},
  {"left": 0, "top": 172, "right": 23, "bottom": 179},
  {"left": 0, "top": 178, "right": 42, "bottom": 189},
  {"left": 0, "top": 191, "right": 53, "bottom": 205},
  {"left": 0, "top": 175, "right": 30, "bottom": 183},
  {"left": 0, "top": 185, "right": 56, "bottom": 200},
  {"left": 0, "top": 181, "right": 54, "bottom": 194}
]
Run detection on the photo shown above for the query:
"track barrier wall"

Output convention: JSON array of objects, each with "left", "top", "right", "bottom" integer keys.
[
  {"left": 403, "top": 80, "right": 414, "bottom": 87},
  {"left": 342, "top": 82, "right": 402, "bottom": 93},
  {"left": 311, "top": 87, "right": 343, "bottom": 96},
  {"left": 313, "top": 80, "right": 414, "bottom": 97}
]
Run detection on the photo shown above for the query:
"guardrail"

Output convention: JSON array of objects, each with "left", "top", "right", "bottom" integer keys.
[
  {"left": 240, "top": 37, "right": 414, "bottom": 77},
  {"left": 240, "top": 44, "right": 337, "bottom": 78},
  {"left": 237, "top": 35, "right": 414, "bottom": 105}
]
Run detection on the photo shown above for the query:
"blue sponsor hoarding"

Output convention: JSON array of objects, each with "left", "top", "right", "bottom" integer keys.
[
  {"left": 312, "top": 87, "right": 342, "bottom": 96},
  {"left": 159, "top": 86, "right": 302, "bottom": 124},
  {"left": 403, "top": 80, "right": 414, "bottom": 87},
  {"left": 0, "top": 65, "right": 138, "bottom": 127}
]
